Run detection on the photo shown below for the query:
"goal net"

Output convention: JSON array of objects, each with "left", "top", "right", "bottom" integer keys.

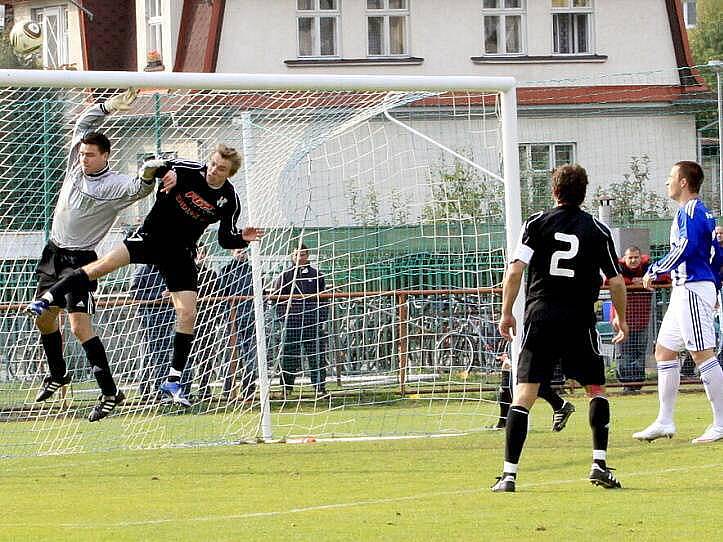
[{"left": 0, "top": 71, "right": 520, "bottom": 456}]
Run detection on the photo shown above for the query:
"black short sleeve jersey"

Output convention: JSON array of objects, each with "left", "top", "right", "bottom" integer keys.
[
  {"left": 513, "top": 205, "right": 621, "bottom": 320},
  {"left": 142, "top": 159, "right": 248, "bottom": 249}
]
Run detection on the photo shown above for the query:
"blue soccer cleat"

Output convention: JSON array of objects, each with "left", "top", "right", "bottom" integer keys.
[
  {"left": 160, "top": 380, "right": 192, "bottom": 407},
  {"left": 25, "top": 298, "right": 50, "bottom": 318}
]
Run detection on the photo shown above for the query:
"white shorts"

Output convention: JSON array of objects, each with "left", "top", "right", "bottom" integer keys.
[{"left": 657, "top": 283, "right": 717, "bottom": 352}]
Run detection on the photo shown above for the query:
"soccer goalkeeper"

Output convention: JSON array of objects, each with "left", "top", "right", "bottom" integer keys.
[
  {"left": 28, "top": 88, "right": 160, "bottom": 421},
  {"left": 27, "top": 144, "right": 264, "bottom": 408}
]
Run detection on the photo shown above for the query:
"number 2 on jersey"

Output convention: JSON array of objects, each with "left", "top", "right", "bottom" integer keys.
[{"left": 549, "top": 232, "right": 579, "bottom": 277}]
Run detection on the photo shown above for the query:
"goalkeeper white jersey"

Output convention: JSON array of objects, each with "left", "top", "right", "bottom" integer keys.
[{"left": 50, "top": 104, "right": 154, "bottom": 251}]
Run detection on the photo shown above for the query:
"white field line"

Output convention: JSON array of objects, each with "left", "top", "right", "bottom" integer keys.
[{"left": 3, "top": 462, "right": 721, "bottom": 530}]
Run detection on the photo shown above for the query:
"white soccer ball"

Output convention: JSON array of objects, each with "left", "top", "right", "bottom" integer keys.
[{"left": 10, "top": 20, "right": 43, "bottom": 55}]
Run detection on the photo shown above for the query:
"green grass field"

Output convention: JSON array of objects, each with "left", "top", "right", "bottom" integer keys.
[{"left": 1, "top": 391, "right": 721, "bottom": 541}]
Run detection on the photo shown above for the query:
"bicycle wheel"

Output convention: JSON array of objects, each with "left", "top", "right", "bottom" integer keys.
[{"left": 434, "top": 333, "right": 475, "bottom": 373}]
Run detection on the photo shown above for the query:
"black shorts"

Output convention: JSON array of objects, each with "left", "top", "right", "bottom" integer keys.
[
  {"left": 35, "top": 241, "right": 98, "bottom": 314},
  {"left": 517, "top": 317, "right": 606, "bottom": 387},
  {"left": 123, "top": 227, "right": 198, "bottom": 292}
]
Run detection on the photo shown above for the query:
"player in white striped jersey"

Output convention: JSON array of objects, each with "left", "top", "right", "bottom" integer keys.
[
  {"left": 634, "top": 161, "right": 723, "bottom": 444},
  {"left": 28, "top": 88, "right": 163, "bottom": 421}
]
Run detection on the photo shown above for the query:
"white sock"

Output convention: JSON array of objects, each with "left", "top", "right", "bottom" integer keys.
[
  {"left": 168, "top": 368, "right": 182, "bottom": 379},
  {"left": 503, "top": 461, "right": 518, "bottom": 475},
  {"left": 656, "top": 360, "right": 680, "bottom": 425},
  {"left": 699, "top": 358, "right": 723, "bottom": 427}
]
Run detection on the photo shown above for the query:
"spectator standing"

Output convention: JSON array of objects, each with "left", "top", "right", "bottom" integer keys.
[
  {"left": 130, "top": 264, "right": 174, "bottom": 400},
  {"left": 216, "top": 248, "right": 256, "bottom": 401},
  {"left": 273, "top": 243, "right": 329, "bottom": 397},
  {"left": 614, "top": 246, "right": 670, "bottom": 393}
]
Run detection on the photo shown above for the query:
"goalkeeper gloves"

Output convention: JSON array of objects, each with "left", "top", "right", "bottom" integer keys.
[
  {"left": 103, "top": 88, "right": 137, "bottom": 113},
  {"left": 139, "top": 159, "right": 167, "bottom": 182}
]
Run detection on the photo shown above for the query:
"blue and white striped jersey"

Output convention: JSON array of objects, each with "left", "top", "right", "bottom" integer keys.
[{"left": 648, "top": 198, "right": 717, "bottom": 286}]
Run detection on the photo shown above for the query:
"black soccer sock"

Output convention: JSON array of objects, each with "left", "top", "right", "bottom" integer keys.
[
  {"left": 589, "top": 396, "right": 610, "bottom": 468},
  {"left": 82, "top": 336, "right": 117, "bottom": 397},
  {"left": 538, "top": 383, "right": 565, "bottom": 411},
  {"left": 504, "top": 406, "right": 529, "bottom": 465},
  {"left": 169, "top": 332, "right": 194, "bottom": 379},
  {"left": 45, "top": 268, "right": 90, "bottom": 304},
  {"left": 41, "top": 330, "right": 66, "bottom": 381},
  {"left": 498, "top": 370, "right": 512, "bottom": 422}
]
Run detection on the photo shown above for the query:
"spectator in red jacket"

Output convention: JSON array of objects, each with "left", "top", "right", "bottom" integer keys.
[{"left": 614, "top": 246, "right": 670, "bottom": 392}]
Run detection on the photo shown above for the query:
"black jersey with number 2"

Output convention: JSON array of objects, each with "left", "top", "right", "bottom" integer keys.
[
  {"left": 142, "top": 159, "right": 247, "bottom": 249},
  {"left": 513, "top": 205, "right": 621, "bottom": 321}
]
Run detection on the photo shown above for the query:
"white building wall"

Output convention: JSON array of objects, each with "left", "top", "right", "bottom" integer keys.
[
  {"left": 217, "top": 0, "right": 680, "bottom": 85},
  {"left": 519, "top": 113, "right": 698, "bottom": 200},
  {"left": 237, "top": 108, "right": 696, "bottom": 227}
]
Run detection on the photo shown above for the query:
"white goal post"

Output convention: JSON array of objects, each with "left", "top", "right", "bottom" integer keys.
[{"left": 0, "top": 69, "right": 521, "bottom": 454}]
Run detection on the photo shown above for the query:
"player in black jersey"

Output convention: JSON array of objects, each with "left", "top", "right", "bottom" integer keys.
[
  {"left": 491, "top": 164, "right": 629, "bottom": 493},
  {"left": 28, "top": 144, "right": 264, "bottom": 406}
]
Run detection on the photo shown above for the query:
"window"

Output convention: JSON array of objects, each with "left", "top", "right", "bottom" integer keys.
[
  {"left": 683, "top": 0, "right": 696, "bottom": 28},
  {"left": 519, "top": 143, "right": 576, "bottom": 214},
  {"left": 551, "top": 0, "right": 593, "bottom": 55},
  {"left": 297, "top": 0, "right": 340, "bottom": 58},
  {"left": 481, "top": 0, "right": 525, "bottom": 55},
  {"left": 367, "top": 0, "right": 409, "bottom": 57},
  {"left": 146, "top": 0, "right": 163, "bottom": 58},
  {"left": 32, "top": 6, "right": 69, "bottom": 69}
]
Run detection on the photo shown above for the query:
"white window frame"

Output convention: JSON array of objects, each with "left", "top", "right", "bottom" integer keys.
[
  {"left": 481, "top": 1, "right": 526, "bottom": 56},
  {"left": 551, "top": 0, "right": 594, "bottom": 55},
  {"left": 296, "top": 0, "right": 341, "bottom": 58},
  {"left": 520, "top": 142, "right": 576, "bottom": 171},
  {"left": 519, "top": 142, "right": 576, "bottom": 213},
  {"left": 366, "top": 0, "right": 410, "bottom": 58},
  {"left": 145, "top": 0, "right": 164, "bottom": 58},
  {"left": 682, "top": 0, "right": 697, "bottom": 29},
  {"left": 31, "top": 6, "right": 69, "bottom": 69}
]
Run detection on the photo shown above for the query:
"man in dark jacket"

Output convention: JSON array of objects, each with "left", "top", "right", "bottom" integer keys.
[
  {"left": 273, "top": 243, "right": 328, "bottom": 397},
  {"left": 217, "top": 248, "right": 256, "bottom": 401},
  {"left": 130, "top": 264, "right": 174, "bottom": 399}
]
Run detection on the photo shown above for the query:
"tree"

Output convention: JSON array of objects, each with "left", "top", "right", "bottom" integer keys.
[
  {"left": 346, "top": 178, "right": 381, "bottom": 226},
  {"left": 594, "top": 155, "right": 671, "bottom": 225},
  {"left": 422, "top": 157, "right": 505, "bottom": 223},
  {"left": 689, "top": 0, "right": 723, "bottom": 73}
]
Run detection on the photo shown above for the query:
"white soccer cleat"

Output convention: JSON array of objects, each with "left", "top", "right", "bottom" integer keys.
[
  {"left": 633, "top": 421, "right": 676, "bottom": 442},
  {"left": 691, "top": 425, "right": 723, "bottom": 444}
]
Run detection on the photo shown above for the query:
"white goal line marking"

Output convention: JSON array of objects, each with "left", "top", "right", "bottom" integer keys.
[{"left": 4, "top": 462, "right": 721, "bottom": 529}]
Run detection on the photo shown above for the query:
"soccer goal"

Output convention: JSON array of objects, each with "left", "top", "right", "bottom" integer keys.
[{"left": 0, "top": 69, "right": 520, "bottom": 456}]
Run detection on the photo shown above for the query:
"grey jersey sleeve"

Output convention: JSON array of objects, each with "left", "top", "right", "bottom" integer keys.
[{"left": 78, "top": 173, "right": 155, "bottom": 203}]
